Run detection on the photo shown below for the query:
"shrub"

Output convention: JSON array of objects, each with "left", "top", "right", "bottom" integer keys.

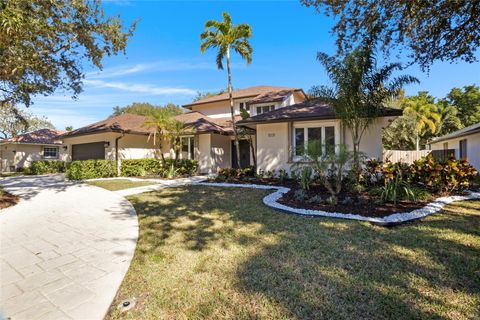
[
  {"left": 293, "top": 189, "right": 307, "bottom": 201},
  {"left": 217, "top": 166, "right": 255, "bottom": 181},
  {"left": 29, "top": 160, "right": 66, "bottom": 175},
  {"left": 121, "top": 159, "right": 162, "bottom": 177},
  {"left": 297, "top": 167, "right": 313, "bottom": 191},
  {"left": 66, "top": 160, "right": 117, "bottom": 180},
  {"left": 410, "top": 155, "right": 478, "bottom": 192},
  {"left": 278, "top": 169, "right": 289, "bottom": 183},
  {"left": 163, "top": 159, "right": 198, "bottom": 176},
  {"left": 307, "top": 195, "right": 323, "bottom": 204}
]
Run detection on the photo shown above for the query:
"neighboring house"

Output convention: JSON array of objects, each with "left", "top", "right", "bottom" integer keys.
[
  {"left": 0, "top": 129, "right": 67, "bottom": 172},
  {"left": 429, "top": 122, "right": 480, "bottom": 170}
]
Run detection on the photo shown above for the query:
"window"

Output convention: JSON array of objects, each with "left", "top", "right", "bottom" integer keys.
[
  {"left": 256, "top": 105, "right": 275, "bottom": 115},
  {"left": 181, "top": 137, "right": 194, "bottom": 160},
  {"left": 293, "top": 125, "right": 336, "bottom": 157},
  {"left": 239, "top": 102, "right": 250, "bottom": 112},
  {"left": 459, "top": 139, "right": 467, "bottom": 160},
  {"left": 43, "top": 147, "right": 59, "bottom": 159}
]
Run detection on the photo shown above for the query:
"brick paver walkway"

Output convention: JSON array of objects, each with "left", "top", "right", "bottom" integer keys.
[{"left": 0, "top": 174, "right": 138, "bottom": 320}]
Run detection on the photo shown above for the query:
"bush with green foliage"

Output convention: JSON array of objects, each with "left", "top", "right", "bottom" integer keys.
[
  {"left": 121, "top": 159, "right": 162, "bottom": 177},
  {"left": 66, "top": 160, "right": 117, "bottom": 180},
  {"left": 410, "top": 156, "right": 478, "bottom": 192},
  {"left": 28, "top": 161, "right": 66, "bottom": 175},
  {"left": 163, "top": 159, "right": 198, "bottom": 176},
  {"left": 217, "top": 166, "right": 255, "bottom": 181}
]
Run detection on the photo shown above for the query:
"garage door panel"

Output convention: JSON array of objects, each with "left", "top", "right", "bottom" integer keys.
[{"left": 72, "top": 142, "right": 106, "bottom": 161}]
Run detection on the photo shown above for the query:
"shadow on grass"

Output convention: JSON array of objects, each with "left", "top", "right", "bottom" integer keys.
[{"left": 127, "top": 186, "right": 480, "bottom": 319}]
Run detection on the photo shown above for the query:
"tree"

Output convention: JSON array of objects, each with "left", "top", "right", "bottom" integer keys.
[
  {"left": 442, "top": 85, "right": 480, "bottom": 127},
  {"left": 65, "top": 126, "right": 74, "bottom": 132},
  {"left": 402, "top": 92, "right": 441, "bottom": 150},
  {"left": 300, "top": 0, "right": 480, "bottom": 70},
  {"left": 0, "top": 0, "right": 136, "bottom": 108},
  {"left": 143, "top": 109, "right": 175, "bottom": 162},
  {"left": 435, "top": 101, "right": 462, "bottom": 136},
  {"left": 311, "top": 44, "right": 418, "bottom": 168},
  {"left": 166, "top": 120, "right": 194, "bottom": 163},
  {"left": 0, "top": 104, "right": 54, "bottom": 139},
  {"left": 383, "top": 115, "right": 417, "bottom": 150},
  {"left": 111, "top": 102, "right": 184, "bottom": 117},
  {"left": 193, "top": 90, "right": 227, "bottom": 102},
  {"left": 200, "top": 12, "right": 253, "bottom": 168}
]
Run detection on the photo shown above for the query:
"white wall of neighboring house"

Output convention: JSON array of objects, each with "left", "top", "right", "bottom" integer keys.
[
  {"left": 0, "top": 143, "right": 67, "bottom": 172},
  {"left": 430, "top": 132, "right": 480, "bottom": 170}
]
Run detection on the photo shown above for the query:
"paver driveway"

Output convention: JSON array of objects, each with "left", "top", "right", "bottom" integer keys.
[{"left": 0, "top": 174, "right": 138, "bottom": 320}]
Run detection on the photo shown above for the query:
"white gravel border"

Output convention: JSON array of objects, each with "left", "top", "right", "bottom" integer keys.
[{"left": 194, "top": 182, "right": 480, "bottom": 224}]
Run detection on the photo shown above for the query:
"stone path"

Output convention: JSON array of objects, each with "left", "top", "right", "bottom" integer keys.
[{"left": 0, "top": 174, "right": 138, "bottom": 320}]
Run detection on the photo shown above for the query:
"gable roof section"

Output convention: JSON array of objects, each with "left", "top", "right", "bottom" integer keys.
[
  {"left": 183, "top": 86, "right": 304, "bottom": 108},
  {"left": 0, "top": 129, "right": 65, "bottom": 145},
  {"left": 237, "top": 100, "right": 403, "bottom": 125},
  {"left": 430, "top": 122, "right": 480, "bottom": 144}
]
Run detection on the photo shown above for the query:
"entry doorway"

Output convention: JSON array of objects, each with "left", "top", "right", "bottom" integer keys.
[{"left": 231, "top": 140, "right": 250, "bottom": 168}]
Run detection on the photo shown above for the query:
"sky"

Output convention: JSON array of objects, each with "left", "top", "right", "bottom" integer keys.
[{"left": 28, "top": 0, "right": 480, "bottom": 130}]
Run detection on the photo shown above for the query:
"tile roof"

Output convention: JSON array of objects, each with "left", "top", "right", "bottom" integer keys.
[
  {"left": 0, "top": 129, "right": 65, "bottom": 145},
  {"left": 237, "top": 100, "right": 403, "bottom": 125},
  {"left": 62, "top": 113, "right": 155, "bottom": 137},
  {"left": 183, "top": 86, "right": 303, "bottom": 108},
  {"left": 247, "top": 89, "right": 296, "bottom": 105},
  {"left": 63, "top": 112, "right": 240, "bottom": 138}
]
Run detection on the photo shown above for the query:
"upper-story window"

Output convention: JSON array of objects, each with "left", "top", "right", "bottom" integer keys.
[
  {"left": 256, "top": 105, "right": 275, "bottom": 115},
  {"left": 239, "top": 102, "right": 250, "bottom": 112}
]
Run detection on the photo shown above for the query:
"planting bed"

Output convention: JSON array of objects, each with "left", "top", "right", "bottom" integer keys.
[{"left": 0, "top": 189, "right": 19, "bottom": 210}]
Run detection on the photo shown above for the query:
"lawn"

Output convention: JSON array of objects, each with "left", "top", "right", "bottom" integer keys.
[
  {"left": 87, "top": 179, "right": 155, "bottom": 191},
  {"left": 107, "top": 186, "right": 480, "bottom": 320}
]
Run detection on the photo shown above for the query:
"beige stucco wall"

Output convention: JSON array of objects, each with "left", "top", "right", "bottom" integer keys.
[
  {"left": 197, "top": 134, "right": 212, "bottom": 173},
  {"left": 0, "top": 143, "right": 67, "bottom": 172},
  {"left": 211, "top": 134, "right": 231, "bottom": 172},
  {"left": 430, "top": 132, "right": 480, "bottom": 170},
  {"left": 344, "top": 117, "right": 395, "bottom": 161},
  {"left": 256, "top": 117, "right": 394, "bottom": 173},
  {"left": 256, "top": 122, "right": 291, "bottom": 172},
  {"left": 191, "top": 100, "right": 232, "bottom": 119}
]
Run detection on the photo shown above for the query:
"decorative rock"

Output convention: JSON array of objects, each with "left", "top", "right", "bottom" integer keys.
[{"left": 195, "top": 182, "right": 480, "bottom": 225}]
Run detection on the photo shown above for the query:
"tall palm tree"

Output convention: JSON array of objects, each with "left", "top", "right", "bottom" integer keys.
[
  {"left": 200, "top": 12, "right": 252, "bottom": 168},
  {"left": 166, "top": 119, "right": 194, "bottom": 164},
  {"left": 402, "top": 92, "right": 441, "bottom": 150},
  {"left": 435, "top": 101, "right": 462, "bottom": 136},
  {"left": 312, "top": 43, "right": 418, "bottom": 168}
]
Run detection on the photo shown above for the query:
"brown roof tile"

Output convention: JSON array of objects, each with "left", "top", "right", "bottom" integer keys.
[
  {"left": 238, "top": 100, "right": 403, "bottom": 124},
  {"left": 1, "top": 129, "right": 65, "bottom": 145},
  {"left": 183, "top": 86, "right": 303, "bottom": 108}
]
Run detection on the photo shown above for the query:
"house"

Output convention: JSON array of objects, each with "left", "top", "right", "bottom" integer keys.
[
  {"left": 237, "top": 99, "right": 402, "bottom": 173},
  {"left": 429, "top": 122, "right": 480, "bottom": 170},
  {"left": 23, "top": 85, "right": 401, "bottom": 175},
  {"left": 62, "top": 86, "right": 307, "bottom": 174},
  {"left": 0, "top": 129, "right": 67, "bottom": 172}
]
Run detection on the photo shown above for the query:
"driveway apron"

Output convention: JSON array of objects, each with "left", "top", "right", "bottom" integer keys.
[{"left": 0, "top": 174, "right": 138, "bottom": 320}]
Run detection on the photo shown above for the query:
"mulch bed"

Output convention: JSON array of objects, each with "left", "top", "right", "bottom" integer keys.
[
  {"left": 0, "top": 190, "right": 19, "bottom": 210},
  {"left": 277, "top": 187, "right": 428, "bottom": 218}
]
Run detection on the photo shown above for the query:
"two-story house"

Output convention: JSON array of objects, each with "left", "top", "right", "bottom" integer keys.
[{"left": 3, "top": 85, "right": 402, "bottom": 174}]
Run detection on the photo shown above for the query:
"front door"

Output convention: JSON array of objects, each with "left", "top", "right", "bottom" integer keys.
[{"left": 232, "top": 140, "right": 250, "bottom": 168}]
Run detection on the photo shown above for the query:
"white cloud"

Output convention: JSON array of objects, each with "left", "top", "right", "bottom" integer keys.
[{"left": 84, "top": 79, "right": 197, "bottom": 96}]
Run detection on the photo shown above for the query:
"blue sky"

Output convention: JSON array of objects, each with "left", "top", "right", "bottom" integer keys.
[{"left": 29, "top": 0, "right": 480, "bottom": 130}]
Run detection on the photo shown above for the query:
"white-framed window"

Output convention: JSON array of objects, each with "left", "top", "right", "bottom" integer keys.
[
  {"left": 292, "top": 123, "right": 338, "bottom": 159},
  {"left": 256, "top": 105, "right": 275, "bottom": 115},
  {"left": 239, "top": 102, "right": 250, "bottom": 112},
  {"left": 459, "top": 139, "right": 467, "bottom": 160},
  {"left": 43, "top": 147, "right": 59, "bottom": 159},
  {"left": 181, "top": 136, "right": 194, "bottom": 160}
]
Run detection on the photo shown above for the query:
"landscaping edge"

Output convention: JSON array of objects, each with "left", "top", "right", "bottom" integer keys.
[{"left": 194, "top": 182, "right": 480, "bottom": 225}]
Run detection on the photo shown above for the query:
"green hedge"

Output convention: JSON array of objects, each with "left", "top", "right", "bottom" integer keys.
[
  {"left": 163, "top": 159, "right": 198, "bottom": 176},
  {"left": 120, "top": 159, "right": 162, "bottom": 177},
  {"left": 28, "top": 160, "right": 66, "bottom": 175},
  {"left": 66, "top": 160, "right": 117, "bottom": 180}
]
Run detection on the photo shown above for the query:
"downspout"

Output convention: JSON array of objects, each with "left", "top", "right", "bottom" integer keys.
[{"left": 115, "top": 132, "right": 125, "bottom": 176}]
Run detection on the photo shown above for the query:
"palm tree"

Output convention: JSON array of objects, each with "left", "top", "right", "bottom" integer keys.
[
  {"left": 402, "top": 92, "right": 441, "bottom": 150},
  {"left": 200, "top": 12, "right": 252, "bottom": 168},
  {"left": 435, "top": 101, "right": 462, "bottom": 136},
  {"left": 166, "top": 119, "right": 194, "bottom": 163},
  {"left": 312, "top": 43, "right": 418, "bottom": 168},
  {"left": 143, "top": 108, "right": 173, "bottom": 161}
]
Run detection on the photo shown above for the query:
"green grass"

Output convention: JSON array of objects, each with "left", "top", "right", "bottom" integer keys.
[
  {"left": 107, "top": 186, "right": 480, "bottom": 320},
  {"left": 87, "top": 179, "right": 155, "bottom": 191}
]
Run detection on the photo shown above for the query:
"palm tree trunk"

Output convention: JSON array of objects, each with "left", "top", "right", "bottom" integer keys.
[
  {"left": 226, "top": 46, "right": 241, "bottom": 168},
  {"left": 416, "top": 133, "right": 419, "bottom": 151}
]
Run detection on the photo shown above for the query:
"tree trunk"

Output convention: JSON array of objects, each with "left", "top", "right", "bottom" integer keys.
[
  {"left": 416, "top": 133, "right": 420, "bottom": 151},
  {"left": 248, "top": 134, "right": 256, "bottom": 168},
  {"left": 226, "top": 47, "right": 241, "bottom": 168}
]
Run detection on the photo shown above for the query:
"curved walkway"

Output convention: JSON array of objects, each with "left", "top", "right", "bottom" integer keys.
[{"left": 0, "top": 174, "right": 138, "bottom": 320}]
